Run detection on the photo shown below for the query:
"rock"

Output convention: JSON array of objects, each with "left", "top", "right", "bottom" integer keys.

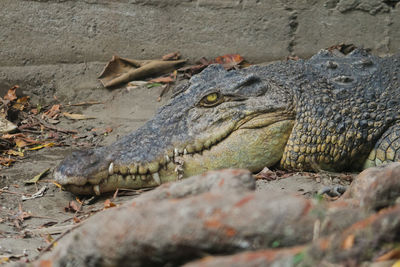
[
  {"left": 342, "top": 162, "right": 400, "bottom": 210},
  {"left": 183, "top": 247, "right": 302, "bottom": 267},
  {"left": 0, "top": 116, "right": 17, "bottom": 134},
  {"left": 11, "top": 164, "right": 400, "bottom": 266},
  {"left": 128, "top": 168, "right": 256, "bottom": 205}
]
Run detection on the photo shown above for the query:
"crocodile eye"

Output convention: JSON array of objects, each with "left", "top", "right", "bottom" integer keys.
[{"left": 200, "top": 92, "right": 223, "bottom": 107}]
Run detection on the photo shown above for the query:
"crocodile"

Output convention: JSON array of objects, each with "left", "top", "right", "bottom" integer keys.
[{"left": 54, "top": 49, "right": 400, "bottom": 195}]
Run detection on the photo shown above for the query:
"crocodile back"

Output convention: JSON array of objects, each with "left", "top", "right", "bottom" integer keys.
[{"left": 280, "top": 50, "right": 400, "bottom": 171}]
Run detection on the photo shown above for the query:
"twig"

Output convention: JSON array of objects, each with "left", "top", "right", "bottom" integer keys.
[
  {"left": 33, "top": 223, "right": 82, "bottom": 259},
  {"left": 36, "top": 118, "right": 78, "bottom": 134},
  {"left": 65, "top": 101, "right": 104, "bottom": 107},
  {"left": 0, "top": 189, "right": 30, "bottom": 196},
  {"left": 18, "top": 129, "right": 43, "bottom": 134}
]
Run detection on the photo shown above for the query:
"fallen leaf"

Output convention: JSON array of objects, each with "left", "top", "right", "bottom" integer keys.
[
  {"left": 0, "top": 156, "right": 16, "bottom": 166},
  {"left": 27, "top": 142, "right": 55, "bottom": 151},
  {"left": 162, "top": 52, "right": 181, "bottom": 61},
  {"left": 149, "top": 76, "right": 175, "bottom": 83},
  {"left": 46, "top": 118, "right": 60, "bottom": 125},
  {"left": 342, "top": 234, "right": 355, "bottom": 250},
  {"left": 43, "top": 104, "right": 61, "bottom": 119},
  {"left": 37, "top": 104, "right": 42, "bottom": 113},
  {"left": 40, "top": 221, "right": 58, "bottom": 228},
  {"left": 99, "top": 56, "right": 186, "bottom": 88},
  {"left": 104, "top": 127, "right": 113, "bottom": 134},
  {"left": 0, "top": 256, "right": 9, "bottom": 264},
  {"left": 44, "top": 234, "right": 54, "bottom": 244},
  {"left": 12, "top": 96, "right": 30, "bottom": 111},
  {"left": 6, "top": 150, "right": 24, "bottom": 157},
  {"left": 126, "top": 81, "right": 149, "bottom": 91},
  {"left": 213, "top": 54, "right": 244, "bottom": 70},
  {"left": 64, "top": 200, "right": 81, "bottom": 213},
  {"left": 21, "top": 186, "right": 48, "bottom": 201},
  {"left": 327, "top": 43, "right": 357, "bottom": 55},
  {"left": 62, "top": 112, "right": 95, "bottom": 120},
  {"left": 15, "top": 138, "right": 29, "bottom": 148},
  {"left": 375, "top": 247, "right": 400, "bottom": 261},
  {"left": 25, "top": 168, "right": 50, "bottom": 184},
  {"left": 14, "top": 135, "right": 41, "bottom": 148},
  {"left": 177, "top": 64, "right": 208, "bottom": 77},
  {"left": 104, "top": 199, "right": 116, "bottom": 209},
  {"left": 65, "top": 101, "right": 103, "bottom": 107},
  {"left": 255, "top": 167, "right": 278, "bottom": 181},
  {"left": 146, "top": 83, "right": 162, "bottom": 88},
  {"left": 4, "top": 85, "right": 18, "bottom": 101},
  {"left": 17, "top": 203, "right": 32, "bottom": 220},
  {"left": 52, "top": 181, "right": 62, "bottom": 189},
  {"left": 287, "top": 55, "right": 300, "bottom": 61}
]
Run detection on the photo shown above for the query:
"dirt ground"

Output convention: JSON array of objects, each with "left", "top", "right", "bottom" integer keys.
[{"left": 0, "top": 75, "right": 354, "bottom": 264}]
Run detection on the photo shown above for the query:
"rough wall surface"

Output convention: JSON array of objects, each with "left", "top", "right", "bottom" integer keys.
[
  {"left": 0, "top": 0, "right": 399, "bottom": 98},
  {"left": 1, "top": 0, "right": 399, "bottom": 66}
]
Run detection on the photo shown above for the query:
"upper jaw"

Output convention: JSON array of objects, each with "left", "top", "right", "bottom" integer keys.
[{"left": 54, "top": 109, "right": 292, "bottom": 196}]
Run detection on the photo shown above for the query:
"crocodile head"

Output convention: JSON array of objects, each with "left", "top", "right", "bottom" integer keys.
[{"left": 54, "top": 64, "right": 295, "bottom": 195}]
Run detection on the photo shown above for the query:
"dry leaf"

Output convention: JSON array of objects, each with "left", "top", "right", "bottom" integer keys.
[
  {"left": 25, "top": 168, "right": 50, "bottom": 184},
  {"left": 104, "top": 199, "right": 116, "bottom": 209},
  {"left": 43, "top": 104, "right": 61, "bottom": 119},
  {"left": 255, "top": 167, "right": 277, "bottom": 181},
  {"left": 44, "top": 234, "right": 54, "bottom": 244},
  {"left": 162, "top": 52, "right": 181, "bottom": 61},
  {"left": 6, "top": 150, "right": 24, "bottom": 157},
  {"left": 178, "top": 64, "right": 208, "bottom": 77},
  {"left": 149, "top": 76, "right": 175, "bottom": 83},
  {"left": 4, "top": 85, "right": 18, "bottom": 101},
  {"left": 21, "top": 186, "right": 48, "bottom": 201},
  {"left": 213, "top": 54, "right": 244, "bottom": 70},
  {"left": 342, "top": 234, "right": 355, "bottom": 250},
  {"left": 64, "top": 200, "right": 81, "bottom": 213},
  {"left": 12, "top": 96, "right": 30, "bottom": 111},
  {"left": 0, "top": 156, "right": 16, "bottom": 166},
  {"left": 27, "top": 142, "right": 55, "bottom": 151},
  {"left": 63, "top": 112, "right": 95, "bottom": 120},
  {"left": 375, "top": 247, "right": 400, "bottom": 261},
  {"left": 15, "top": 138, "right": 28, "bottom": 148}
]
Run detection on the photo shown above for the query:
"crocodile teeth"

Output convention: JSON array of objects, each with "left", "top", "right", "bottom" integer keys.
[
  {"left": 174, "top": 148, "right": 179, "bottom": 157},
  {"left": 183, "top": 149, "right": 188, "bottom": 155},
  {"left": 165, "top": 155, "right": 170, "bottom": 163},
  {"left": 93, "top": 185, "right": 100, "bottom": 196},
  {"left": 152, "top": 172, "right": 161, "bottom": 185},
  {"left": 108, "top": 162, "right": 114, "bottom": 175}
]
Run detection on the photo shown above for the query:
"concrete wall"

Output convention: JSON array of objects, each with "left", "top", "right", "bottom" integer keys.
[
  {"left": 1, "top": 0, "right": 399, "bottom": 66},
  {"left": 0, "top": 0, "right": 399, "bottom": 100}
]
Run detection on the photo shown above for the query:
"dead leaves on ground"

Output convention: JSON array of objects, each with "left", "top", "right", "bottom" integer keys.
[
  {"left": 99, "top": 52, "right": 249, "bottom": 95},
  {"left": 0, "top": 86, "right": 107, "bottom": 167},
  {"left": 255, "top": 167, "right": 293, "bottom": 181},
  {"left": 177, "top": 53, "right": 247, "bottom": 79}
]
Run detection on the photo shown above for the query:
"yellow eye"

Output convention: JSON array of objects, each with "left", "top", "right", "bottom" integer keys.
[
  {"left": 200, "top": 92, "right": 223, "bottom": 107},
  {"left": 206, "top": 93, "right": 218, "bottom": 103}
]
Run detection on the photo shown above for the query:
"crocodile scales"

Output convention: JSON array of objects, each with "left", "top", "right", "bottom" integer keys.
[{"left": 54, "top": 49, "right": 400, "bottom": 195}]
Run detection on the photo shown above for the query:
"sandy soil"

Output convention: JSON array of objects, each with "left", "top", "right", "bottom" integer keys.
[{"left": 0, "top": 80, "right": 354, "bottom": 264}]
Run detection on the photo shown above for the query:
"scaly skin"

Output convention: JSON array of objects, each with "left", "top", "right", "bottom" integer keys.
[{"left": 54, "top": 49, "right": 400, "bottom": 195}]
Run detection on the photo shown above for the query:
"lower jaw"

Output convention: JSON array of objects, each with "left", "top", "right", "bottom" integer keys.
[{"left": 64, "top": 119, "right": 294, "bottom": 195}]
